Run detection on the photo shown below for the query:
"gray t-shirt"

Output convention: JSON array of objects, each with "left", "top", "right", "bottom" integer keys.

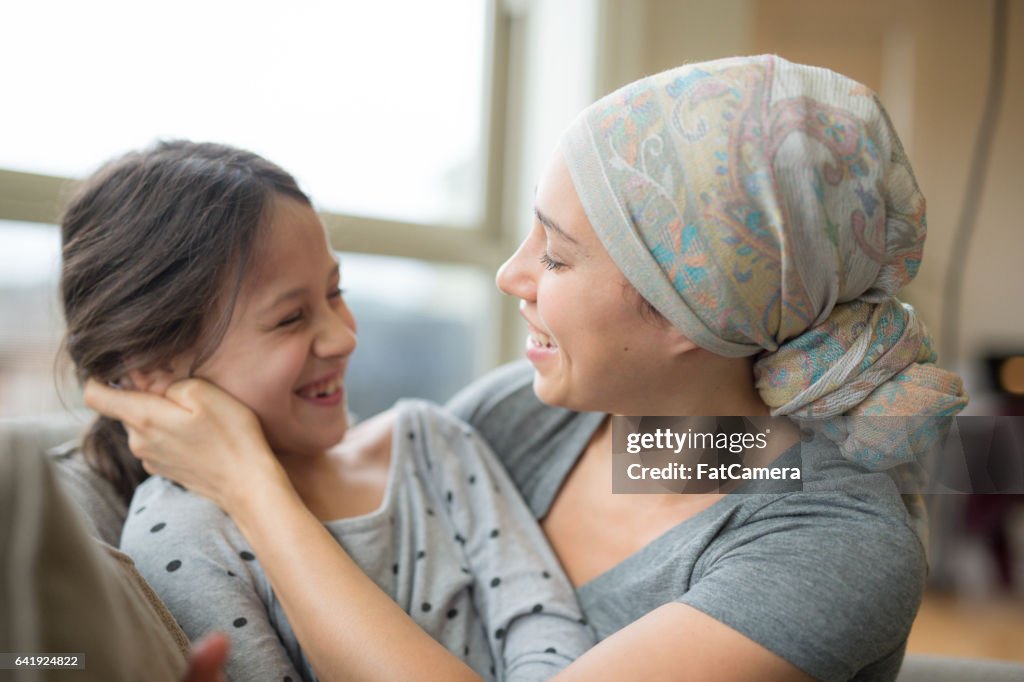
[
  {"left": 121, "top": 399, "right": 594, "bottom": 682},
  {"left": 446, "top": 361, "right": 927, "bottom": 682}
]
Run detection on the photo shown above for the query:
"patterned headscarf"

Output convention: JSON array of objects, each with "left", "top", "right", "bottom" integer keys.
[{"left": 561, "top": 55, "right": 967, "bottom": 468}]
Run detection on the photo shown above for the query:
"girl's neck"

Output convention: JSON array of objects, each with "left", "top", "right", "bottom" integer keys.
[{"left": 276, "top": 410, "right": 394, "bottom": 522}]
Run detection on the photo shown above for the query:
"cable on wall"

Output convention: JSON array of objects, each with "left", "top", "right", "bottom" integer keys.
[{"left": 940, "top": 0, "right": 1010, "bottom": 365}]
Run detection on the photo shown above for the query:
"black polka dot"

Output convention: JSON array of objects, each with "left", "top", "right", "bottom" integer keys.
[
  {"left": 454, "top": 533, "right": 466, "bottom": 544},
  {"left": 421, "top": 602, "right": 432, "bottom": 612},
  {"left": 460, "top": 566, "right": 470, "bottom": 574},
  {"left": 542, "top": 571, "right": 551, "bottom": 579},
  {"left": 135, "top": 506, "right": 146, "bottom": 515},
  {"left": 545, "top": 647, "right": 556, "bottom": 654},
  {"left": 489, "top": 529, "right": 500, "bottom": 539},
  {"left": 392, "top": 563, "right": 399, "bottom": 575},
  {"left": 233, "top": 617, "right": 247, "bottom": 628},
  {"left": 408, "top": 431, "right": 415, "bottom": 440},
  {"left": 166, "top": 560, "right": 182, "bottom": 572},
  {"left": 426, "top": 508, "right": 435, "bottom": 516},
  {"left": 490, "top": 577, "right": 501, "bottom": 588},
  {"left": 227, "top": 570, "right": 236, "bottom": 577},
  {"left": 446, "top": 608, "right": 458, "bottom": 619},
  {"left": 490, "top": 666, "right": 496, "bottom": 676},
  {"left": 494, "top": 628, "right": 505, "bottom": 640},
  {"left": 150, "top": 522, "right": 166, "bottom": 533},
  {"left": 417, "top": 550, "right": 426, "bottom": 560},
  {"left": 531, "top": 603, "right": 543, "bottom": 613},
  {"left": 468, "top": 475, "right": 476, "bottom": 485},
  {"left": 463, "top": 645, "right": 469, "bottom": 656},
  {"left": 446, "top": 490, "right": 453, "bottom": 503},
  {"left": 240, "top": 551, "right": 255, "bottom": 561},
  {"left": 578, "top": 618, "right": 588, "bottom": 626}
]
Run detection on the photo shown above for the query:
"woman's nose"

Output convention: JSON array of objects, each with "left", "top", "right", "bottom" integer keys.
[{"left": 496, "top": 238, "right": 538, "bottom": 302}]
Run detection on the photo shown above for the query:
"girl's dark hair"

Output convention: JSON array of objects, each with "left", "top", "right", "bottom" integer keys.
[{"left": 60, "top": 140, "right": 311, "bottom": 503}]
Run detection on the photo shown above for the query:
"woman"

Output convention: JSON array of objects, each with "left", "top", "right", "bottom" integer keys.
[{"left": 87, "top": 55, "right": 966, "bottom": 680}]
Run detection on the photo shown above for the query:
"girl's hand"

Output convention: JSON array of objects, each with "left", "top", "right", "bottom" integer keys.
[{"left": 83, "top": 377, "right": 286, "bottom": 512}]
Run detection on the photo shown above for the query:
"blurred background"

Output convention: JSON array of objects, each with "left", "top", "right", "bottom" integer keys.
[{"left": 1, "top": 0, "right": 1022, "bottom": 663}]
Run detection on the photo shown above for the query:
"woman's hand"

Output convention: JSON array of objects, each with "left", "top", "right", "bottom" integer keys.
[{"left": 83, "top": 378, "right": 286, "bottom": 513}]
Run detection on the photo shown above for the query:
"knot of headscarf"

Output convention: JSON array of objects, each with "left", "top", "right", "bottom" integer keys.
[{"left": 561, "top": 54, "right": 967, "bottom": 469}]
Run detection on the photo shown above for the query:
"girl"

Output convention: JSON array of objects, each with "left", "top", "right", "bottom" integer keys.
[
  {"left": 88, "top": 56, "right": 967, "bottom": 681},
  {"left": 61, "top": 141, "right": 593, "bottom": 681}
]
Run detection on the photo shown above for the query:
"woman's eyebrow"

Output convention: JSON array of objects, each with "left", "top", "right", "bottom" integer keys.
[{"left": 534, "top": 207, "right": 580, "bottom": 247}]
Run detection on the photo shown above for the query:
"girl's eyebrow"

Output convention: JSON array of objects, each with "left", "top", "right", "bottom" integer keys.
[
  {"left": 264, "top": 261, "right": 340, "bottom": 311},
  {"left": 534, "top": 207, "right": 580, "bottom": 246}
]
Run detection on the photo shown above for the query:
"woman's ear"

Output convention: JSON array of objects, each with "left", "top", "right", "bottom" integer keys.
[{"left": 664, "top": 326, "right": 700, "bottom": 357}]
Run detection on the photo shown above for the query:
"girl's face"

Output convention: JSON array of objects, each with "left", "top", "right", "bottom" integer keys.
[
  {"left": 191, "top": 194, "right": 357, "bottom": 459},
  {"left": 496, "top": 152, "right": 684, "bottom": 414}
]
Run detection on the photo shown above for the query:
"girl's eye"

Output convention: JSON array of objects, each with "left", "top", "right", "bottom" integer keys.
[
  {"left": 540, "top": 252, "right": 566, "bottom": 271},
  {"left": 328, "top": 287, "right": 345, "bottom": 299},
  {"left": 277, "top": 311, "right": 303, "bottom": 327}
]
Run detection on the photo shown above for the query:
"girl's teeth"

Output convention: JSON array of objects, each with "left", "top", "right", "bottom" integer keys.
[{"left": 301, "top": 378, "right": 339, "bottom": 398}]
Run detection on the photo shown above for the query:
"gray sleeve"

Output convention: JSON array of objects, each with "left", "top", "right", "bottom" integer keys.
[
  {"left": 679, "top": 492, "right": 927, "bottom": 682},
  {"left": 120, "top": 479, "right": 302, "bottom": 682},
  {"left": 411, "top": 402, "right": 596, "bottom": 681}
]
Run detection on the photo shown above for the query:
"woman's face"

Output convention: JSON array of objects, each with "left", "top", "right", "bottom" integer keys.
[
  {"left": 192, "top": 194, "right": 357, "bottom": 459},
  {"left": 496, "top": 152, "right": 683, "bottom": 414}
]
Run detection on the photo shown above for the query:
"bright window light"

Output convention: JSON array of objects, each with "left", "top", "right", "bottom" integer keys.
[{"left": 1, "top": 0, "right": 488, "bottom": 226}]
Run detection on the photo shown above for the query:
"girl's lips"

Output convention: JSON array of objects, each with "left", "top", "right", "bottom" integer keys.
[
  {"left": 297, "top": 385, "right": 345, "bottom": 407},
  {"left": 294, "top": 369, "right": 345, "bottom": 406}
]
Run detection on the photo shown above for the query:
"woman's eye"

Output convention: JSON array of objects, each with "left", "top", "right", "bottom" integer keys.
[
  {"left": 540, "top": 252, "right": 566, "bottom": 271},
  {"left": 328, "top": 287, "right": 345, "bottom": 299}
]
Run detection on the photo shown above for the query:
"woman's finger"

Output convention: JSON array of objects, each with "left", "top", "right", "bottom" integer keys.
[{"left": 83, "top": 378, "right": 187, "bottom": 427}]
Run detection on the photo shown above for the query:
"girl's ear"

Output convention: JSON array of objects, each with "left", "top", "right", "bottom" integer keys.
[{"left": 126, "top": 358, "right": 189, "bottom": 395}]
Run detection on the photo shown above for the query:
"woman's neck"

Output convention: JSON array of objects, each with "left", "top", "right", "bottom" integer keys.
[{"left": 617, "top": 350, "right": 769, "bottom": 416}]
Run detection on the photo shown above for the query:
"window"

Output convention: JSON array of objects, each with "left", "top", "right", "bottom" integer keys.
[{"left": 0, "top": 1, "right": 511, "bottom": 417}]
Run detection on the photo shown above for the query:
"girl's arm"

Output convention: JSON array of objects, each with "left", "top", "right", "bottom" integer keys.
[{"left": 85, "top": 379, "right": 815, "bottom": 682}]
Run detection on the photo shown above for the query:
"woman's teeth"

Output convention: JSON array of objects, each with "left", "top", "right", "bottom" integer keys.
[{"left": 298, "top": 377, "right": 340, "bottom": 399}]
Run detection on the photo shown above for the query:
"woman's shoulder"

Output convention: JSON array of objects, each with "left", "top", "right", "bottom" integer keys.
[
  {"left": 445, "top": 361, "right": 540, "bottom": 424},
  {"left": 445, "top": 362, "right": 602, "bottom": 463},
  {"left": 687, "top": 490, "right": 925, "bottom": 680},
  {"left": 445, "top": 362, "right": 605, "bottom": 515}
]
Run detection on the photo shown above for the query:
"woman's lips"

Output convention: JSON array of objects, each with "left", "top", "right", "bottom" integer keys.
[{"left": 524, "top": 326, "right": 558, "bottom": 363}]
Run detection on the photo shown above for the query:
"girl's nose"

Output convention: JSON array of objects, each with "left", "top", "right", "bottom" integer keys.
[{"left": 316, "top": 301, "right": 358, "bottom": 359}]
